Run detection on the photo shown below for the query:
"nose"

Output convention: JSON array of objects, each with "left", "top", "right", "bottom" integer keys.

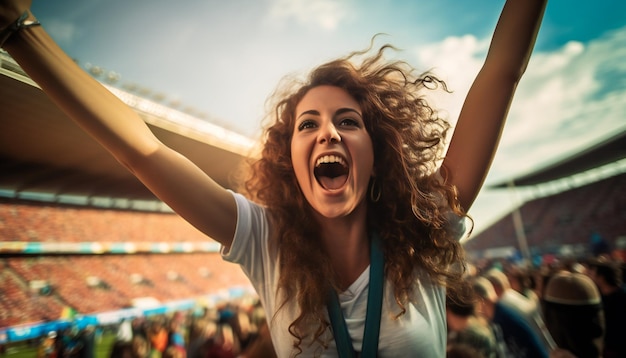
[{"left": 318, "top": 122, "right": 341, "bottom": 144}]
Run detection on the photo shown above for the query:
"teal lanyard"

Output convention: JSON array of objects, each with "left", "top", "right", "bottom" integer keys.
[{"left": 327, "top": 232, "right": 384, "bottom": 358}]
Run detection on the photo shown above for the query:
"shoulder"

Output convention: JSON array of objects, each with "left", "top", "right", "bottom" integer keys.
[
  {"left": 222, "top": 191, "right": 269, "bottom": 248},
  {"left": 221, "top": 191, "right": 275, "bottom": 282}
]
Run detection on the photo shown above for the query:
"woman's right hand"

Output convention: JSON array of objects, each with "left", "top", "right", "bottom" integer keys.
[{"left": 0, "top": 0, "right": 33, "bottom": 30}]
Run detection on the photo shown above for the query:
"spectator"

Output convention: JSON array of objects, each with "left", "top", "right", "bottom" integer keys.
[
  {"left": 240, "top": 321, "right": 277, "bottom": 358},
  {"left": 131, "top": 335, "right": 150, "bottom": 358},
  {"left": 446, "top": 343, "right": 484, "bottom": 358},
  {"left": 186, "top": 319, "right": 217, "bottom": 358},
  {"left": 587, "top": 259, "right": 626, "bottom": 358},
  {"left": 117, "top": 318, "right": 134, "bottom": 343},
  {"left": 485, "top": 267, "right": 555, "bottom": 351},
  {"left": 108, "top": 340, "right": 134, "bottom": 358},
  {"left": 507, "top": 267, "right": 540, "bottom": 305},
  {"left": 77, "top": 325, "right": 96, "bottom": 358},
  {"left": 446, "top": 287, "right": 501, "bottom": 358},
  {"left": 148, "top": 319, "right": 169, "bottom": 357},
  {"left": 473, "top": 277, "right": 548, "bottom": 358},
  {"left": 163, "top": 346, "right": 186, "bottom": 358},
  {"left": 167, "top": 314, "right": 187, "bottom": 357},
  {"left": 37, "top": 331, "right": 58, "bottom": 358},
  {"left": 543, "top": 270, "right": 604, "bottom": 358},
  {"left": 59, "top": 326, "right": 83, "bottom": 357}
]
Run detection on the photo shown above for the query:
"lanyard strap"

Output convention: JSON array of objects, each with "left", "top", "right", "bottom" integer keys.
[{"left": 327, "top": 232, "right": 384, "bottom": 358}]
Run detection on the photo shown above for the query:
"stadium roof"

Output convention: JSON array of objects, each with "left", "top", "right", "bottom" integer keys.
[
  {"left": 488, "top": 129, "right": 626, "bottom": 188},
  {"left": 2, "top": 52, "right": 624, "bottom": 203},
  {"left": 0, "top": 55, "right": 255, "bottom": 202}
]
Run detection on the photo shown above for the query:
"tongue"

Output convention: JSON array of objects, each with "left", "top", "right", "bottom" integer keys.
[{"left": 319, "top": 175, "right": 348, "bottom": 190}]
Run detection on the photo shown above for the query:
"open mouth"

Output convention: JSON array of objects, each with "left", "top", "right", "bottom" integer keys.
[{"left": 314, "top": 155, "right": 349, "bottom": 190}]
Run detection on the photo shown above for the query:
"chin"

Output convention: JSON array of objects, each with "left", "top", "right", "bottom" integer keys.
[{"left": 311, "top": 200, "right": 364, "bottom": 221}]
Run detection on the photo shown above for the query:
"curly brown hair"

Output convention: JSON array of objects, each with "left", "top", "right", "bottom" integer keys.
[{"left": 242, "top": 42, "right": 469, "bottom": 352}]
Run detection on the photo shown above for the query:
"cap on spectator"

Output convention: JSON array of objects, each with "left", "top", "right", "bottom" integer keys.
[
  {"left": 544, "top": 271, "right": 601, "bottom": 305},
  {"left": 472, "top": 277, "right": 498, "bottom": 303},
  {"left": 484, "top": 268, "right": 511, "bottom": 292}
]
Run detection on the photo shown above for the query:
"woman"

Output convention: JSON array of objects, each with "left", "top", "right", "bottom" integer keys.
[{"left": 0, "top": 0, "right": 547, "bottom": 356}]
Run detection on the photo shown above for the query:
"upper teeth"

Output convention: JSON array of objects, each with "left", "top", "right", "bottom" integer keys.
[{"left": 316, "top": 155, "right": 346, "bottom": 167}]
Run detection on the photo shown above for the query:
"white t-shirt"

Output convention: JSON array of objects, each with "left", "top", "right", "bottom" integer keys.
[{"left": 222, "top": 191, "right": 447, "bottom": 357}]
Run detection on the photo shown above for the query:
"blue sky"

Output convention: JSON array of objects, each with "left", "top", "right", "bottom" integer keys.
[{"left": 30, "top": 0, "right": 626, "bottom": 235}]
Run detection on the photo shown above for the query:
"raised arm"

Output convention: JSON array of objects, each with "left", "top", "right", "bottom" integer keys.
[
  {"left": 441, "top": 0, "right": 547, "bottom": 211},
  {"left": 0, "top": 1, "right": 237, "bottom": 247}
]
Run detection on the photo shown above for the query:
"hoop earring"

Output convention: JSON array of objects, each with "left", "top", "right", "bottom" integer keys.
[{"left": 370, "top": 177, "right": 381, "bottom": 203}]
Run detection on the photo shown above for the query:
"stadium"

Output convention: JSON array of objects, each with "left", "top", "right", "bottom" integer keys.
[
  {"left": 0, "top": 50, "right": 258, "bottom": 356},
  {"left": 1, "top": 44, "right": 625, "bottom": 357}
]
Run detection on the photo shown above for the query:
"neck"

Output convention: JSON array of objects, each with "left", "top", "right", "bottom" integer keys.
[{"left": 315, "top": 204, "right": 370, "bottom": 290}]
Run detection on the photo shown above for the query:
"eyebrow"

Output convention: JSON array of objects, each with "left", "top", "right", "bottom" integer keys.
[{"left": 296, "top": 108, "right": 362, "bottom": 120}]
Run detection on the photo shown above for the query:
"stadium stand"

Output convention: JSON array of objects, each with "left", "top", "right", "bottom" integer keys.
[
  {"left": 464, "top": 172, "right": 626, "bottom": 258},
  {"left": 0, "top": 198, "right": 217, "bottom": 243},
  {"left": 0, "top": 196, "right": 252, "bottom": 327}
]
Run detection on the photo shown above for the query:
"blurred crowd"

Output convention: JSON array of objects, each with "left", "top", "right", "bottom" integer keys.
[
  {"left": 447, "top": 255, "right": 626, "bottom": 358},
  {"left": 28, "top": 254, "right": 626, "bottom": 358},
  {"left": 34, "top": 297, "right": 276, "bottom": 358}
]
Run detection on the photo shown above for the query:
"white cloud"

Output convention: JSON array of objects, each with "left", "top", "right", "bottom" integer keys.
[
  {"left": 413, "top": 34, "right": 489, "bottom": 126},
  {"left": 265, "top": 0, "right": 351, "bottom": 31},
  {"left": 494, "top": 27, "right": 626, "bottom": 181},
  {"left": 412, "top": 26, "right": 626, "bottom": 183}
]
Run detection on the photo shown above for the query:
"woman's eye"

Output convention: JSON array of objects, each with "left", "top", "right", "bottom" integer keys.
[
  {"left": 297, "top": 120, "right": 316, "bottom": 131},
  {"left": 339, "top": 118, "right": 360, "bottom": 127}
]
